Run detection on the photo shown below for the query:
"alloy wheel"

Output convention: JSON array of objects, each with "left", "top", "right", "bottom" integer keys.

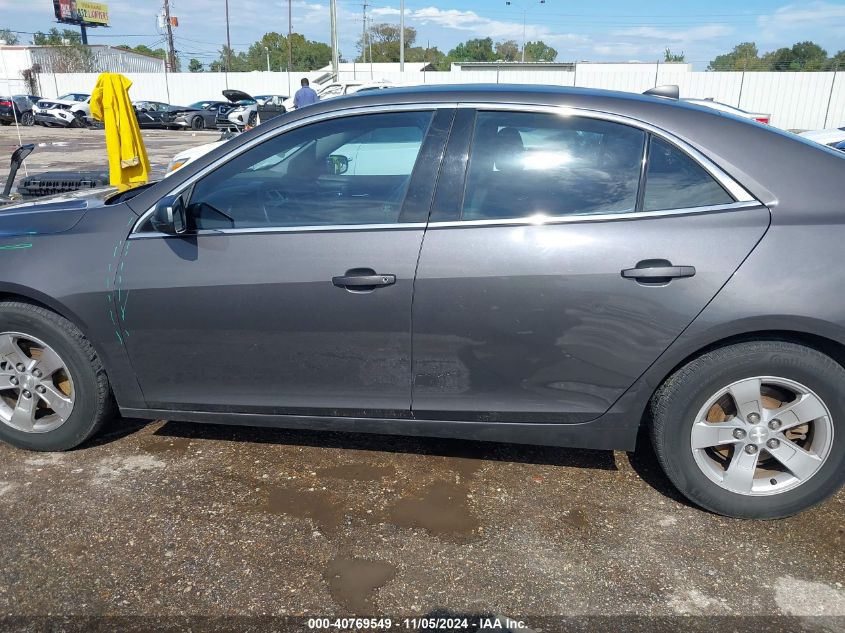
[
  {"left": 0, "top": 332, "right": 75, "bottom": 433},
  {"left": 691, "top": 376, "right": 833, "bottom": 496}
]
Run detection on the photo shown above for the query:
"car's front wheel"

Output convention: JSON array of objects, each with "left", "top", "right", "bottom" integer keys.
[
  {"left": 651, "top": 341, "right": 845, "bottom": 518},
  {"left": 20, "top": 111, "right": 35, "bottom": 126},
  {"left": 0, "top": 302, "right": 113, "bottom": 451},
  {"left": 191, "top": 115, "right": 205, "bottom": 130}
]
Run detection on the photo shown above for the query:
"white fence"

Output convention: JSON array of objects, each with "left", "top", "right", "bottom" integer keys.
[{"left": 30, "top": 68, "right": 845, "bottom": 130}]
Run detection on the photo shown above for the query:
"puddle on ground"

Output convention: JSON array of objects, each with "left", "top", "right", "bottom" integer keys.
[
  {"left": 562, "top": 508, "right": 589, "bottom": 530},
  {"left": 324, "top": 557, "right": 396, "bottom": 613},
  {"left": 317, "top": 463, "right": 396, "bottom": 481},
  {"left": 387, "top": 480, "right": 480, "bottom": 542},
  {"left": 259, "top": 485, "right": 345, "bottom": 534},
  {"left": 446, "top": 457, "right": 484, "bottom": 479},
  {"left": 138, "top": 436, "right": 192, "bottom": 455}
]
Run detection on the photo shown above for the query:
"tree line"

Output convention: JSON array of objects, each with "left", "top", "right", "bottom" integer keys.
[
  {"left": 4, "top": 26, "right": 844, "bottom": 75},
  {"left": 709, "top": 41, "right": 845, "bottom": 71},
  {"left": 194, "top": 25, "right": 558, "bottom": 73}
]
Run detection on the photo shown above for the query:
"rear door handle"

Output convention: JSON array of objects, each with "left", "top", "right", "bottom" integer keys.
[
  {"left": 621, "top": 263, "right": 696, "bottom": 281},
  {"left": 332, "top": 269, "right": 396, "bottom": 289}
]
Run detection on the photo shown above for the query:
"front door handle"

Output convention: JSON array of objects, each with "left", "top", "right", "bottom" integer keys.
[
  {"left": 621, "top": 260, "right": 696, "bottom": 282},
  {"left": 332, "top": 268, "right": 396, "bottom": 289}
]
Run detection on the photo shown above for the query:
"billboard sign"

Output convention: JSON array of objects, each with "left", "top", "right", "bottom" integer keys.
[{"left": 53, "top": 0, "right": 109, "bottom": 27}]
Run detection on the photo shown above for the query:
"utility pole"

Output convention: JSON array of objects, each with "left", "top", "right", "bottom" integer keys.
[
  {"left": 362, "top": 0, "right": 368, "bottom": 64},
  {"left": 224, "top": 0, "right": 232, "bottom": 73},
  {"left": 505, "top": 0, "right": 545, "bottom": 63},
  {"left": 264, "top": 46, "right": 270, "bottom": 71},
  {"left": 330, "top": 0, "right": 339, "bottom": 78},
  {"left": 163, "top": 0, "right": 177, "bottom": 72},
  {"left": 287, "top": 0, "right": 293, "bottom": 72},
  {"left": 399, "top": 0, "right": 404, "bottom": 71}
]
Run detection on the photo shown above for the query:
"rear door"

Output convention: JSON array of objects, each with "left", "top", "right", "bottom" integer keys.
[{"left": 411, "top": 107, "right": 770, "bottom": 422}]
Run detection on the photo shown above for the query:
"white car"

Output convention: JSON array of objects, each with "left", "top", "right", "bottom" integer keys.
[
  {"left": 798, "top": 127, "right": 845, "bottom": 148},
  {"left": 222, "top": 90, "right": 287, "bottom": 129},
  {"left": 282, "top": 81, "right": 393, "bottom": 111},
  {"left": 166, "top": 138, "right": 228, "bottom": 176},
  {"left": 684, "top": 98, "right": 771, "bottom": 124},
  {"left": 33, "top": 93, "right": 92, "bottom": 127}
]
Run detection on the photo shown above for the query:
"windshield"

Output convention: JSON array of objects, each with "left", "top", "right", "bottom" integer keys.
[
  {"left": 190, "top": 101, "right": 216, "bottom": 109},
  {"left": 234, "top": 99, "right": 256, "bottom": 106},
  {"left": 58, "top": 93, "right": 88, "bottom": 102}
]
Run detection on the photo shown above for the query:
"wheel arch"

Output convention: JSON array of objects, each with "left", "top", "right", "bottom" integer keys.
[
  {"left": 0, "top": 285, "right": 89, "bottom": 335},
  {"left": 634, "top": 321, "right": 845, "bottom": 426},
  {"left": 0, "top": 284, "right": 146, "bottom": 409}
]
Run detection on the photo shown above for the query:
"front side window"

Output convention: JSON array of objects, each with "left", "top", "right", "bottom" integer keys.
[
  {"left": 643, "top": 137, "right": 734, "bottom": 211},
  {"left": 461, "top": 111, "right": 646, "bottom": 221},
  {"left": 185, "top": 110, "right": 433, "bottom": 230}
]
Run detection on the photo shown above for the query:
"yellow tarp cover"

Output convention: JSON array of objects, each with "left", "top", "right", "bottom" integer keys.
[{"left": 90, "top": 73, "right": 150, "bottom": 191}]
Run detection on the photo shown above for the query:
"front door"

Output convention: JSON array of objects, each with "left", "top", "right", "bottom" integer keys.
[
  {"left": 119, "top": 108, "right": 447, "bottom": 416},
  {"left": 411, "top": 108, "right": 770, "bottom": 422}
]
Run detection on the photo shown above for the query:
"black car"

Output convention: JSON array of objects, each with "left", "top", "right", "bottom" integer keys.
[
  {"left": 133, "top": 101, "right": 179, "bottom": 129},
  {"left": 0, "top": 95, "right": 40, "bottom": 127},
  {"left": 1, "top": 85, "right": 845, "bottom": 520}
]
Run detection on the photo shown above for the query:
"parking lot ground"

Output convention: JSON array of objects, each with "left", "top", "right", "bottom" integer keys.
[
  {"left": 0, "top": 125, "right": 221, "bottom": 189},
  {"left": 0, "top": 418, "right": 843, "bottom": 629},
  {"left": 0, "top": 123, "right": 844, "bottom": 632}
]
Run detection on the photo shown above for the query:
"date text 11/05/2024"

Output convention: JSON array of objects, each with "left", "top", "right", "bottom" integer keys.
[{"left": 307, "top": 617, "right": 530, "bottom": 630}]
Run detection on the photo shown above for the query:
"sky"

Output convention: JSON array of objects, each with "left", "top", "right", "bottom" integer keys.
[{"left": 3, "top": 0, "right": 845, "bottom": 69}]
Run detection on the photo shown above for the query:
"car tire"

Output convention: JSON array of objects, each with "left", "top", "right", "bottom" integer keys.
[
  {"left": 248, "top": 111, "right": 257, "bottom": 127},
  {"left": 0, "top": 301, "right": 113, "bottom": 452},
  {"left": 191, "top": 116, "right": 205, "bottom": 130},
  {"left": 71, "top": 111, "right": 86, "bottom": 128},
  {"left": 20, "top": 112, "right": 35, "bottom": 126},
  {"left": 650, "top": 341, "right": 845, "bottom": 518},
  {"left": 0, "top": 120, "right": 9, "bottom": 126}
]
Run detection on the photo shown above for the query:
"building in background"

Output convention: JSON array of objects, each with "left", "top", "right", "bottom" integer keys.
[{"left": 0, "top": 45, "right": 165, "bottom": 95}]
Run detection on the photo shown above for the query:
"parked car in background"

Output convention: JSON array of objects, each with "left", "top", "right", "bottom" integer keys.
[
  {"left": 169, "top": 101, "right": 231, "bottom": 130},
  {"left": 3, "top": 85, "right": 845, "bottom": 520},
  {"left": 684, "top": 98, "right": 771, "bottom": 124},
  {"left": 282, "top": 81, "right": 392, "bottom": 111},
  {"left": 798, "top": 126, "right": 845, "bottom": 148},
  {"left": 33, "top": 93, "right": 91, "bottom": 127},
  {"left": 0, "top": 95, "right": 40, "bottom": 126},
  {"left": 165, "top": 135, "right": 229, "bottom": 175},
  {"left": 133, "top": 101, "right": 179, "bottom": 129},
  {"left": 222, "top": 90, "right": 287, "bottom": 128}
]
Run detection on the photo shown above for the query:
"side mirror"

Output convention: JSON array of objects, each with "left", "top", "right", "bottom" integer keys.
[
  {"left": 151, "top": 195, "right": 188, "bottom": 235},
  {"left": 326, "top": 154, "right": 349, "bottom": 176}
]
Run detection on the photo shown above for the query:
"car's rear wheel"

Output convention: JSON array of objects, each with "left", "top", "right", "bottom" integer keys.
[
  {"left": 0, "top": 302, "right": 112, "bottom": 451},
  {"left": 0, "top": 120, "right": 10, "bottom": 126},
  {"left": 20, "top": 111, "right": 35, "bottom": 126},
  {"left": 191, "top": 115, "right": 205, "bottom": 130},
  {"left": 650, "top": 341, "right": 845, "bottom": 518}
]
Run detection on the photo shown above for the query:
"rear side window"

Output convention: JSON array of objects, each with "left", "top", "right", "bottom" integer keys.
[
  {"left": 461, "top": 111, "right": 646, "bottom": 220},
  {"left": 643, "top": 137, "right": 733, "bottom": 211}
]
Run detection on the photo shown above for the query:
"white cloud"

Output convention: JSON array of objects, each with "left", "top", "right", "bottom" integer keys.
[{"left": 612, "top": 24, "right": 733, "bottom": 43}]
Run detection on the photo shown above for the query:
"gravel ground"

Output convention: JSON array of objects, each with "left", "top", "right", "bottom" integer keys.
[
  {"left": 0, "top": 419, "right": 843, "bottom": 631},
  {"left": 0, "top": 124, "right": 220, "bottom": 189},
  {"left": 0, "top": 124, "right": 844, "bottom": 633}
]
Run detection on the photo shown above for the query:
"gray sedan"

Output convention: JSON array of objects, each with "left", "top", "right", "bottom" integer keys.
[
  {"left": 170, "top": 100, "right": 232, "bottom": 130},
  {"left": 1, "top": 84, "right": 844, "bottom": 519}
]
